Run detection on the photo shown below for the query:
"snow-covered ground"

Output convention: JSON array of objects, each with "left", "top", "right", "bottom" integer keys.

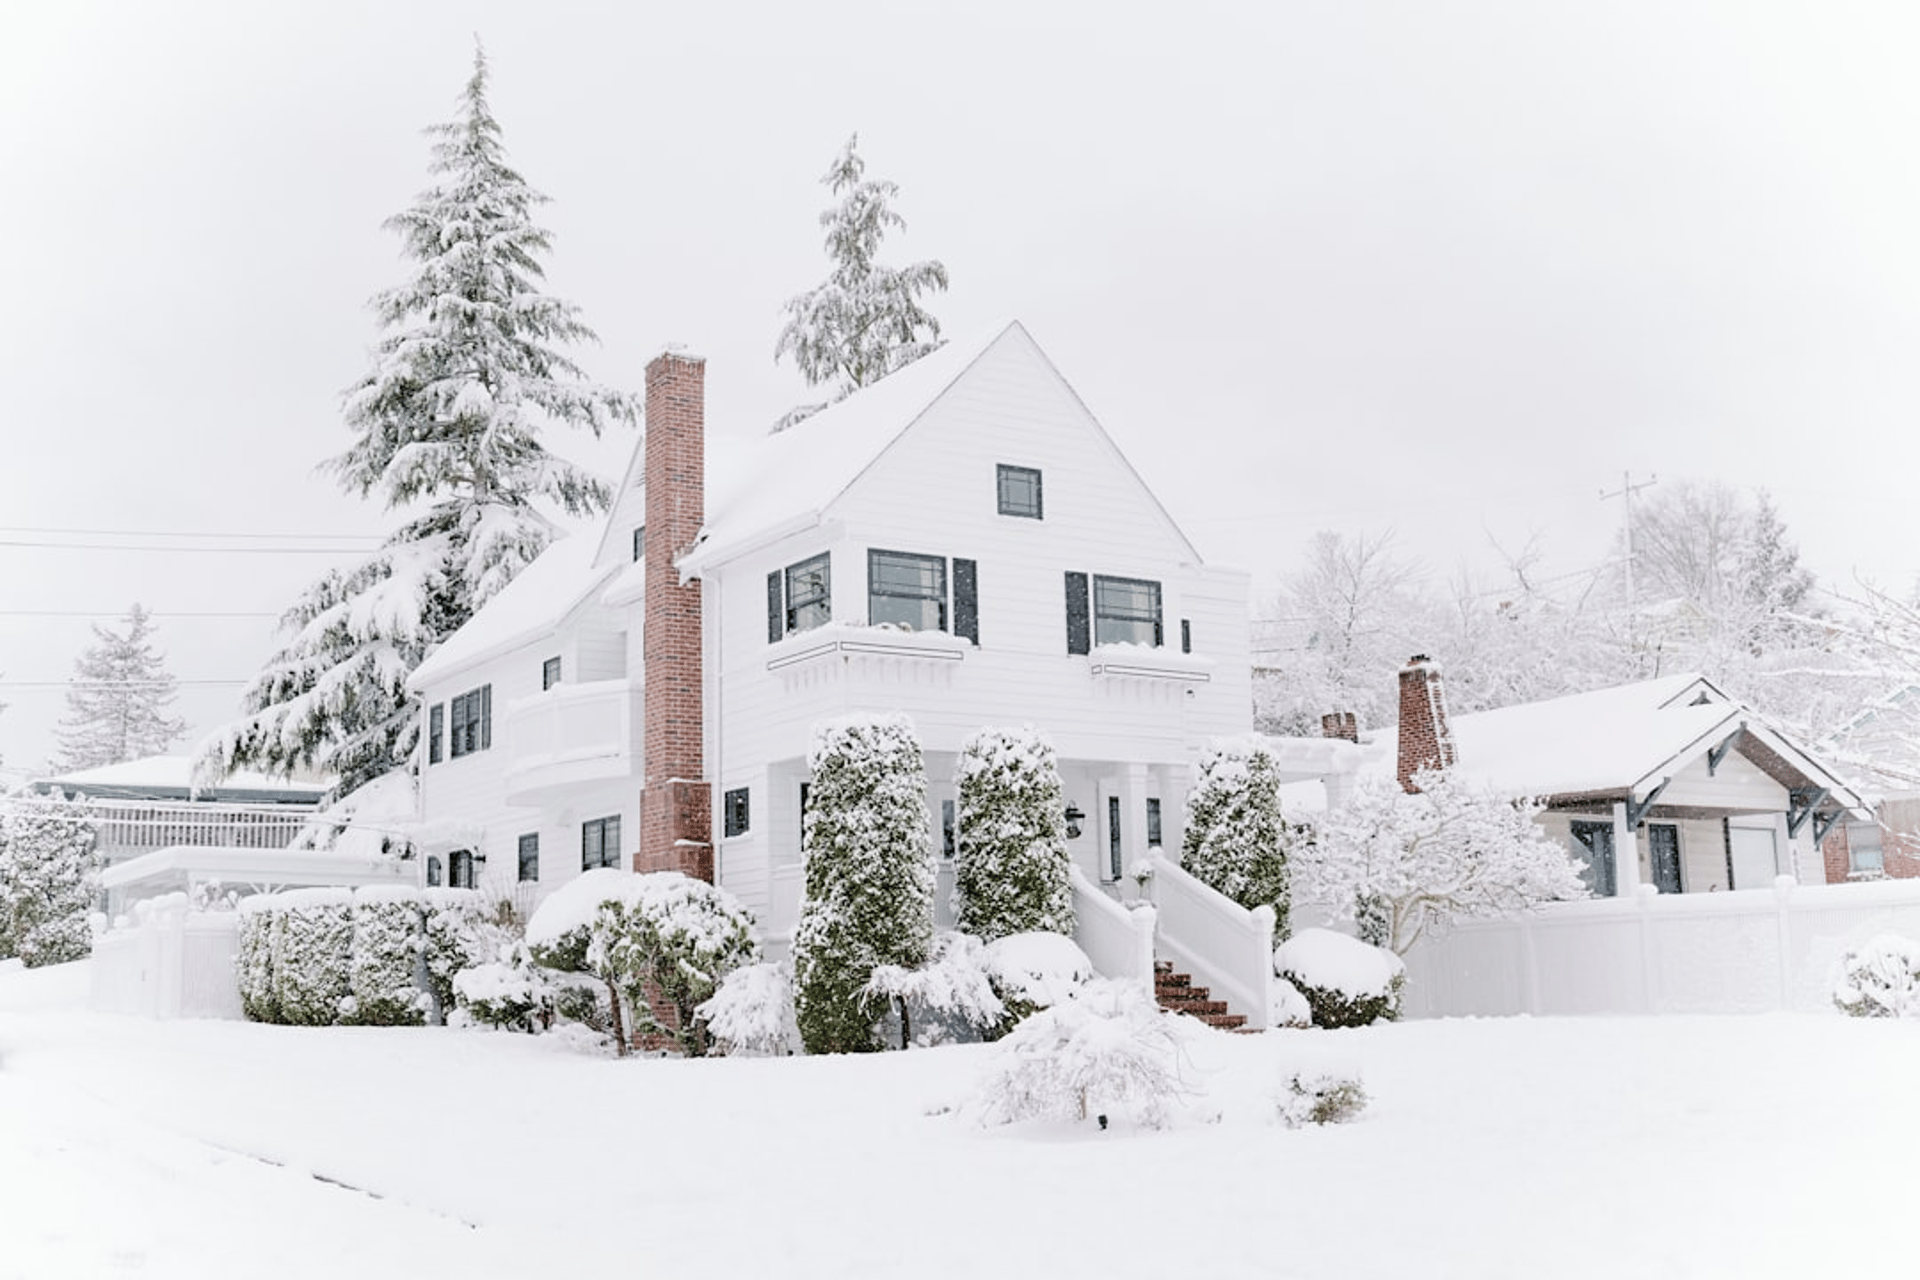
[{"left": 3, "top": 959, "right": 1916, "bottom": 1279}]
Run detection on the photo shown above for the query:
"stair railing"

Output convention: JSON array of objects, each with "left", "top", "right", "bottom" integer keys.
[
  {"left": 1068, "top": 864, "right": 1156, "bottom": 996},
  {"left": 1142, "top": 847, "right": 1274, "bottom": 1030}
]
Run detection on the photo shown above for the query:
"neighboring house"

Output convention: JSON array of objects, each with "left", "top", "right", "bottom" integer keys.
[
  {"left": 1277, "top": 658, "right": 1872, "bottom": 896},
  {"left": 408, "top": 320, "right": 1252, "bottom": 949},
  {"left": 1814, "top": 686, "right": 1920, "bottom": 882}
]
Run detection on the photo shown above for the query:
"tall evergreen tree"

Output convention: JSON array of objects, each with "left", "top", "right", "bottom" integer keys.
[
  {"left": 952, "top": 726, "right": 1074, "bottom": 942},
  {"left": 51, "top": 604, "right": 186, "bottom": 772},
  {"left": 1181, "top": 740, "right": 1293, "bottom": 939},
  {"left": 0, "top": 797, "right": 99, "bottom": 967},
  {"left": 201, "top": 44, "right": 637, "bottom": 798},
  {"left": 773, "top": 134, "right": 949, "bottom": 429}
]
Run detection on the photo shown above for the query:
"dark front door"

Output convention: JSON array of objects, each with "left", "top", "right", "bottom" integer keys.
[
  {"left": 1648, "top": 823, "right": 1683, "bottom": 894},
  {"left": 1570, "top": 820, "right": 1617, "bottom": 897}
]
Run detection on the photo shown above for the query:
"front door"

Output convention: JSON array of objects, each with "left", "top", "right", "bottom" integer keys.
[
  {"left": 1648, "top": 823, "right": 1683, "bottom": 894},
  {"left": 1570, "top": 820, "right": 1617, "bottom": 897}
]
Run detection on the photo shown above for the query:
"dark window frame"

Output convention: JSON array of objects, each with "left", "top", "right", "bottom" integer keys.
[
  {"left": 517, "top": 833, "right": 540, "bottom": 883},
  {"left": 542, "top": 656, "right": 562, "bottom": 690},
  {"left": 1092, "top": 575, "right": 1164, "bottom": 647},
  {"left": 868, "top": 548, "right": 948, "bottom": 633},
  {"left": 1146, "top": 797, "right": 1163, "bottom": 848},
  {"left": 632, "top": 526, "right": 645, "bottom": 562},
  {"left": 428, "top": 703, "right": 444, "bottom": 764},
  {"left": 582, "top": 815, "right": 622, "bottom": 872},
  {"left": 784, "top": 553, "right": 832, "bottom": 635},
  {"left": 449, "top": 849, "right": 475, "bottom": 889},
  {"left": 449, "top": 684, "right": 491, "bottom": 758},
  {"left": 723, "top": 787, "right": 751, "bottom": 838},
  {"left": 996, "top": 464, "right": 1043, "bottom": 519},
  {"left": 426, "top": 855, "right": 443, "bottom": 887}
]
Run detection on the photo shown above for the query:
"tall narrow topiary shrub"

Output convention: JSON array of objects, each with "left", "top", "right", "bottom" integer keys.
[
  {"left": 1181, "top": 739, "right": 1292, "bottom": 938},
  {"left": 953, "top": 726, "right": 1074, "bottom": 942},
  {"left": 793, "top": 713, "right": 934, "bottom": 1054}
]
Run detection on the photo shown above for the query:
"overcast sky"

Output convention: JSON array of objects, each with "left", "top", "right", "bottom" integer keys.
[{"left": 4, "top": 1, "right": 1919, "bottom": 775}]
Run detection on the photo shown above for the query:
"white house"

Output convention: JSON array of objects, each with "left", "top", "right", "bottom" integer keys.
[{"left": 408, "top": 321, "right": 1253, "bottom": 959}]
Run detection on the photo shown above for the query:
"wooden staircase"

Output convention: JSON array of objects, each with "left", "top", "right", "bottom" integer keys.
[{"left": 1154, "top": 960, "right": 1249, "bottom": 1031}]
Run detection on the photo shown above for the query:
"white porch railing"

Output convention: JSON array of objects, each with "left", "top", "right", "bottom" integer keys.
[
  {"left": 90, "top": 894, "right": 242, "bottom": 1020},
  {"left": 504, "top": 679, "right": 643, "bottom": 800},
  {"left": 1069, "top": 865, "right": 1157, "bottom": 994},
  {"left": 1142, "top": 848, "right": 1274, "bottom": 1029}
]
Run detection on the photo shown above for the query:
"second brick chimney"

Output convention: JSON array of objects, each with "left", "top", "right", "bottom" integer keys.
[
  {"left": 1321, "top": 711, "right": 1359, "bottom": 744},
  {"left": 1396, "top": 654, "right": 1455, "bottom": 793},
  {"left": 636, "top": 350, "right": 713, "bottom": 881}
]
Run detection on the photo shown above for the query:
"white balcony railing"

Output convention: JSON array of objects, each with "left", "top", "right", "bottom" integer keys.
[
  {"left": 504, "top": 679, "right": 643, "bottom": 802},
  {"left": 1142, "top": 847, "right": 1274, "bottom": 1029}
]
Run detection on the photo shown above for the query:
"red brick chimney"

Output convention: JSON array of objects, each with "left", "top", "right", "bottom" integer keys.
[
  {"left": 636, "top": 350, "right": 713, "bottom": 881},
  {"left": 1396, "top": 654, "right": 1455, "bottom": 793},
  {"left": 1320, "top": 711, "right": 1358, "bottom": 743}
]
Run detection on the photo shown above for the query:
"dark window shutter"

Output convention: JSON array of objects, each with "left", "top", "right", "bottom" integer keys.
[
  {"left": 429, "top": 704, "right": 444, "bottom": 764},
  {"left": 1065, "top": 571, "right": 1090, "bottom": 655},
  {"left": 1181, "top": 619, "right": 1192, "bottom": 654},
  {"left": 768, "top": 570, "right": 783, "bottom": 643},
  {"left": 953, "top": 558, "right": 978, "bottom": 644},
  {"left": 479, "top": 684, "right": 492, "bottom": 750}
]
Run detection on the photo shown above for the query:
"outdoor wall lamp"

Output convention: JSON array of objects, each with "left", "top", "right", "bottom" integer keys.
[{"left": 1064, "top": 804, "right": 1085, "bottom": 839}]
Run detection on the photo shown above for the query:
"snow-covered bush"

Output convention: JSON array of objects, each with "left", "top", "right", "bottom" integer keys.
[
  {"left": 1277, "top": 1071, "right": 1369, "bottom": 1128},
  {"left": 985, "top": 931, "right": 1094, "bottom": 1029},
  {"left": 454, "top": 941, "right": 561, "bottom": 1033},
  {"left": 793, "top": 713, "right": 934, "bottom": 1054},
  {"left": 699, "top": 961, "right": 799, "bottom": 1057},
  {"left": 1294, "top": 768, "right": 1588, "bottom": 956},
  {"left": 1832, "top": 934, "right": 1920, "bottom": 1018},
  {"left": 597, "top": 873, "right": 760, "bottom": 1056},
  {"left": 527, "top": 869, "right": 639, "bottom": 1052},
  {"left": 235, "top": 894, "right": 282, "bottom": 1023},
  {"left": 271, "top": 888, "right": 355, "bottom": 1026},
  {"left": 421, "top": 888, "right": 491, "bottom": 1023},
  {"left": 969, "top": 979, "right": 1189, "bottom": 1130},
  {"left": 863, "top": 931, "right": 1007, "bottom": 1047},
  {"left": 1269, "top": 976, "right": 1312, "bottom": 1030},
  {"left": 348, "top": 886, "right": 425, "bottom": 1026},
  {"left": 1181, "top": 740, "right": 1293, "bottom": 937},
  {"left": 0, "top": 798, "right": 100, "bottom": 968},
  {"left": 952, "top": 726, "right": 1073, "bottom": 942},
  {"left": 1276, "top": 928, "right": 1405, "bottom": 1028}
]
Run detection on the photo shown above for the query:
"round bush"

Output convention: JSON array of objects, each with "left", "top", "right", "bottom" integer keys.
[
  {"left": 1275, "top": 927, "right": 1405, "bottom": 1028},
  {"left": 1832, "top": 934, "right": 1920, "bottom": 1018}
]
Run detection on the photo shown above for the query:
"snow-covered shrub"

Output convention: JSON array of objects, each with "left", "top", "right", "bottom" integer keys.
[
  {"left": 454, "top": 941, "right": 560, "bottom": 1033},
  {"left": 863, "top": 931, "right": 1007, "bottom": 1047},
  {"left": 699, "top": 961, "right": 799, "bottom": 1057},
  {"left": 1277, "top": 1071, "right": 1369, "bottom": 1128},
  {"left": 986, "top": 931, "right": 1093, "bottom": 1029},
  {"left": 235, "top": 894, "right": 283, "bottom": 1022},
  {"left": 793, "top": 713, "right": 934, "bottom": 1054},
  {"left": 1181, "top": 739, "right": 1292, "bottom": 937},
  {"left": 1832, "top": 934, "right": 1920, "bottom": 1018},
  {"left": 527, "top": 869, "right": 637, "bottom": 1052},
  {"left": 595, "top": 872, "right": 761, "bottom": 1056},
  {"left": 969, "top": 979, "right": 1189, "bottom": 1130},
  {"left": 421, "top": 888, "right": 491, "bottom": 1023},
  {"left": 271, "top": 888, "right": 355, "bottom": 1026},
  {"left": 347, "top": 886, "right": 425, "bottom": 1026},
  {"left": 952, "top": 726, "right": 1073, "bottom": 942},
  {"left": 0, "top": 798, "right": 100, "bottom": 968},
  {"left": 1275, "top": 928, "right": 1405, "bottom": 1028},
  {"left": 1269, "top": 976, "right": 1312, "bottom": 1030}
]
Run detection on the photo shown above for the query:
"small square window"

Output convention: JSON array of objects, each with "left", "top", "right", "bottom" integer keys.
[
  {"left": 997, "top": 464, "right": 1043, "bottom": 519},
  {"left": 518, "top": 833, "right": 540, "bottom": 883},
  {"left": 724, "top": 787, "right": 750, "bottom": 838},
  {"left": 542, "top": 656, "right": 561, "bottom": 690}
]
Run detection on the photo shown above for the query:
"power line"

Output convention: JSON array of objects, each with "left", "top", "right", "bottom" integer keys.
[
  {"left": 0, "top": 539, "right": 373, "bottom": 555},
  {"left": 0, "top": 610, "right": 278, "bottom": 619},
  {"left": 0, "top": 525, "right": 381, "bottom": 542},
  {"left": 0, "top": 679, "right": 250, "bottom": 689}
]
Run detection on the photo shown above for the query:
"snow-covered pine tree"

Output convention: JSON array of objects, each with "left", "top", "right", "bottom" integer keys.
[
  {"left": 952, "top": 726, "right": 1074, "bottom": 942},
  {"left": 1180, "top": 740, "right": 1292, "bottom": 939},
  {"left": 200, "top": 44, "right": 637, "bottom": 798},
  {"left": 792, "top": 713, "right": 935, "bottom": 1053},
  {"left": 0, "top": 797, "right": 100, "bottom": 967},
  {"left": 49, "top": 604, "right": 187, "bottom": 773},
  {"left": 772, "top": 134, "right": 949, "bottom": 429}
]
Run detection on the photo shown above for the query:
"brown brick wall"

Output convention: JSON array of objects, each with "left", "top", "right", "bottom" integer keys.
[
  {"left": 1321, "top": 710, "right": 1358, "bottom": 743},
  {"left": 1820, "top": 824, "right": 1849, "bottom": 884},
  {"left": 637, "top": 351, "right": 714, "bottom": 881},
  {"left": 1396, "top": 655, "right": 1456, "bottom": 793}
]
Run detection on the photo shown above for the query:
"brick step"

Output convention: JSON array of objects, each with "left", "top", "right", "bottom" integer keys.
[{"left": 1152, "top": 964, "right": 1253, "bottom": 1032}]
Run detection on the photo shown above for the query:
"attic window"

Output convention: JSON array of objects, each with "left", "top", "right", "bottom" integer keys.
[{"left": 997, "top": 465, "right": 1043, "bottom": 519}]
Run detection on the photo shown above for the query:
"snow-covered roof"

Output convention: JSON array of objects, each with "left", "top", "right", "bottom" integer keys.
[
  {"left": 409, "top": 534, "right": 615, "bottom": 690},
  {"left": 37, "top": 755, "right": 328, "bottom": 803},
  {"left": 99, "top": 844, "right": 414, "bottom": 892}
]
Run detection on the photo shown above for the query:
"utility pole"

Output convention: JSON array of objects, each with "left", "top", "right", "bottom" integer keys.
[{"left": 1600, "top": 471, "right": 1657, "bottom": 650}]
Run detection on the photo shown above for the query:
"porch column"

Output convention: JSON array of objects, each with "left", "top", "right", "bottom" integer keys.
[
  {"left": 1120, "top": 763, "right": 1152, "bottom": 878},
  {"left": 1611, "top": 800, "right": 1643, "bottom": 898},
  {"left": 1151, "top": 761, "right": 1190, "bottom": 854}
]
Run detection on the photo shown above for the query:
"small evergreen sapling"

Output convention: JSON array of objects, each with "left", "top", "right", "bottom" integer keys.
[
  {"left": 1181, "top": 739, "right": 1294, "bottom": 937},
  {"left": 1277, "top": 1072, "right": 1370, "bottom": 1128},
  {"left": 952, "top": 726, "right": 1074, "bottom": 943},
  {"left": 792, "top": 713, "right": 935, "bottom": 1053}
]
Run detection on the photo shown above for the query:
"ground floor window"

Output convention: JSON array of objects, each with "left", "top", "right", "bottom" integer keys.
[
  {"left": 582, "top": 816, "right": 621, "bottom": 871},
  {"left": 518, "top": 833, "right": 539, "bottom": 882},
  {"left": 449, "top": 849, "right": 475, "bottom": 889},
  {"left": 724, "top": 787, "right": 750, "bottom": 838},
  {"left": 1569, "top": 820, "right": 1616, "bottom": 897},
  {"left": 1848, "top": 821, "right": 1885, "bottom": 876}
]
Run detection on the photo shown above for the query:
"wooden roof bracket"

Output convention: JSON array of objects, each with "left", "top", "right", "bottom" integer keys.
[
  {"left": 1812, "top": 808, "right": 1844, "bottom": 847},
  {"left": 1627, "top": 777, "right": 1671, "bottom": 829},
  {"left": 1707, "top": 725, "right": 1744, "bottom": 777},
  {"left": 1787, "top": 786, "right": 1831, "bottom": 839}
]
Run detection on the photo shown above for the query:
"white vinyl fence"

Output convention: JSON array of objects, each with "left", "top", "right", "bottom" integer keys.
[
  {"left": 1398, "top": 878, "right": 1920, "bottom": 1018},
  {"left": 90, "top": 894, "right": 242, "bottom": 1020}
]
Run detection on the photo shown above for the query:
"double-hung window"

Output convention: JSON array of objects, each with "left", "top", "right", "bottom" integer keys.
[
  {"left": 582, "top": 816, "right": 621, "bottom": 871},
  {"left": 772, "top": 552, "right": 832, "bottom": 641},
  {"left": 1093, "top": 576, "right": 1163, "bottom": 647},
  {"left": 448, "top": 685, "right": 492, "bottom": 758},
  {"left": 868, "top": 549, "right": 947, "bottom": 632}
]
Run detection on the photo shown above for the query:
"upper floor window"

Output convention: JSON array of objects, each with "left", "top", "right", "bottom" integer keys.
[
  {"left": 632, "top": 526, "right": 645, "bottom": 562},
  {"left": 582, "top": 815, "right": 621, "bottom": 871},
  {"left": 1093, "top": 575, "right": 1163, "bottom": 647},
  {"left": 997, "top": 464, "right": 1043, "bottom": 519},
  {"left": 542, "top": 656, "right": 562, "bottom": 690},
  {"left": 869, "top": 549, "right": 947, "bottom": 632},
  {"left": 449, "top": 685, "right": 492, "bottom": 758},
  {"left": 768, "top": 553, "right": 832, "bottom": 643},
  {"left": 428, "top": 703, "right": 445, "bottom": 764}
]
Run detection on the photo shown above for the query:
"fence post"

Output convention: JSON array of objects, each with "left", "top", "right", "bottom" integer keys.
[
  {"left": 1637, "top": 884, "right": 1658, "bottom": 1014},
  {"left": 1773, "top": 876, "right": 1795, "bottom": 1011},
  {"left": 1521, "top": 914, "right": 1541, "bottom": 1015}
]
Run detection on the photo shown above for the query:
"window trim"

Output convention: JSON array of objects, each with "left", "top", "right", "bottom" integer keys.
[
  {"left": 996, "top": 464, "right": 1043, "bottom": 519},
  {"left": 1092, "top": 575, "right": 1164, "bottom": 648},
  {"left": 581, "top": 815, "right": 622, "bottom": 872},
  {"left": 448, "top": 684, "right": 492, "bottom": 759},
  {"left": 868, "top": 548, "right": 948, "bottom": 633}
]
